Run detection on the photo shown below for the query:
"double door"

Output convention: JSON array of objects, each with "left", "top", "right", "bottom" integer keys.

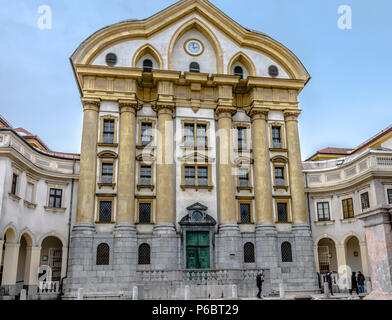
[{"left": 186, "top": 231, "right": 210, "bottom": 269}]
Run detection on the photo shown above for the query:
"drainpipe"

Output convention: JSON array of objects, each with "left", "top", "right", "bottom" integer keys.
[
  {"left": 60, "top": 159, "right": 76, "bottom": 298},
  {"left": 304, "top": 172, "right": 312, "bottom": 233}
]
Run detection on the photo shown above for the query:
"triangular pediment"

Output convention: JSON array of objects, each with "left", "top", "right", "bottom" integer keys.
[
  {"left": 186, "top": 202, "right": 208, "bottom": 211},
  {"left": 178, "top": 152, "right": 214, "bottom": 164}
]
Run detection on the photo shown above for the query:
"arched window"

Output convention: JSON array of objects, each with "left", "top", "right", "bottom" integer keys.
[
  {"left": 281, "top": 242, "right": 292, "bottom": 262},
  {"left": 96, "top": 243, "right": 110, "bottom": 265},
  {"left": 234, "top": 66, "right": 243, "bottom": 79},
  {"left": 244, "top": 242, "right": 255, "bottom": 263},
  {"left": 138, "top": 243, "right": 151, "bottom": 265},
  {"left": 189, "top": 62, "right": 200, "bottom": 73},
  {"left": 143, "top": 59, "right": 153, "bottom": 72}
]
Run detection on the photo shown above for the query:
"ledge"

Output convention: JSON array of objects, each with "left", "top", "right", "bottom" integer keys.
[
  {"left": 275, "top": 221, "right": 292, "bottom": 224},
  {"left": 273, "top": 185, "right": 289, "bottom": 191},
  {"left": 315, "top": 220, "right": 335, "bottom": 226},
  {"left": 24, "top": 200, "right": 37, "bottom": 209},
  {"left": 269, "top": 148, "right": 288, "bottom": 152},
  {"left": 341, "top": 217, "right": 358, "bottom": 224},
  {"left": 180, "top": 146, "right": 211, "bottom": 151},
  {"left": 8, "top": 192, "right": 21, "bottom": 202},
  {"left": 97, "top": 142, "right": 118, "bottom": 148},
  {"left": 136, "top": 145, "right": 155, "bottom": 150},
  {"left": 44, "top": 206, "right": 66, "bottom": 213},
  {"left": 137, "top": 184, "right": 154, "bottom": 191},
  {"left": 237, "top": 186, "right": 253, "bottom": 192},
  {"left": 180, "top": 185, "right": 213, "bottom": 191},
  {"left": 95, "top": 221, "right": 115, "bottom": 224},
  {"left": 98, "top": 183, "right": 116, "bottom": 189}
]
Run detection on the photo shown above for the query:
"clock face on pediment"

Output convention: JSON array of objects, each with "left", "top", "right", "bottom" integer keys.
[{"left": 184, "top": 39, "right": 204, "bottom": 56}]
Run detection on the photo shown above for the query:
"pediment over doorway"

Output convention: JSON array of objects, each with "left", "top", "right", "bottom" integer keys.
[{"left": 180, "top": 202, "right": 216, "bottom": 226}]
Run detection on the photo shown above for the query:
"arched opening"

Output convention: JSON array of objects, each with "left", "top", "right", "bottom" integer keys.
[
  {"left": 189, "top": 62, "right": 200, "bottom": 73},
  {"left": 227, "top": 52, "right": 256, "bottom": 78},
  {"left": 345, "top": 236, "right": 362, "bottom": 274},
  {"left": 16, "top": 233, "right": 33, "bottom": 295},
  {"left": 244, "top": 242, "right": 255, "bottom": 263},
  {"left": 96, "top": 243, "right": 110, "bottom": 265},
  {"left": 138, "top": 243, "right": 151, "bottom": 265},
  {"left": 132, "top": 44, "right": 163, "bottom": 70},
  {"left": 40, "top": 236, "right": 63, "bottom": 282},
  {"left": 143, "top": 59, "right": 153, "bottom": 72},
  {"left": 234, "top": 66, "right": 244, "bottom": 79},
  {"left": 317, "top": 238, "right": 338, "bottom": 274}
]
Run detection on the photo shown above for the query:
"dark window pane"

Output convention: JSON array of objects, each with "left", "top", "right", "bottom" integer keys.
[
  {"left": 317, "top": 202, "right": 330, "bottom": 221},
  {"left": 272, "top": 126, "right": 282, "bottom": 149},
  {"left": 275, "top": 167, "right": 285, "bottom": 186},
  {"left": 196, "top": 124, "right": 207, "bottom": 148},
  {"left": 189, "top": 62, "right": 200, "bottom": 73},
  {"left": 277, "top": 203, "right": 288, "bottom": 222},
  {"left": 184, "top": 124, "right": 194, "bottom": 147},
  {"left": 140, "top": 166, "right": 151, "bottom": 185},
  {"left": 281, "top": 242, "right": 292, "bottom": 262},
  {"left": 11, "top": 174, "right": 18, "bottom": 195},
  {"left": 102, "top": 163, "right": 113, "bottom": 184},
  {"left": 244, "top": 242, "right": 255, "bottom": 263},
  {"left": 361, "top": 192, "right": 370, "bottom": 211},
  {"left": 388, "top": 189, "right": 392, "bottom": 204},
  {"left": 240, "top": 204, "right": 251, "bottom": 223},
  {"left": 96, "top": 243, "right": 110, "bottom": 265},
  {"left": 138, "top": 243, "right": 151, "bottom": 265},
  {"left": 185, "top": 166, "right": 195, "bottom": 186},
  {"left": 237, "top": 127, "right": 247, "bottom": 150},
  {"left": 234, "top": 66, "right": 243, "bottom": 79},
  {"left": 143, "top": 59, "right": 153, "bottom": 72},
  {"left": 139, "top": 203, "right": 151, "bottom": 223},
  {"left": 197, "top": 167, "right": 208, "bottom": 186},
  {"left": 99, "top": 201, "right": 112, "bottom": 223},
  {"left": 239, "top": 168, "right": 249, "bottom": 187},
  {"left": 49, "top": 188, "right": 62, "bottom": 208},
  {"left": 103, "top": 120, "right": 115, "bottom": 144}
]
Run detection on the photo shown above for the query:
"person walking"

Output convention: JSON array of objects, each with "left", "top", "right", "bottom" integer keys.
[
  {"left": 256, "top": 271, "right": 264, "bottom": 299},
  {"left": 350, "top": 271, "right": 358, "bottom": 295},
  {"left": 357, "top": 271, "right": 365, "bottom": 294},
  {"left": 325, "top": 272, "right": 333, "bottom": 296}
]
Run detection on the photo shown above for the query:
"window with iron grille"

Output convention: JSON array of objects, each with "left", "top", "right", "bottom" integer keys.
[
  {"left": 275, "top": 167, "right": 285, "bottom": 186},
  {"left": 277, "top": 202, "right": 288, "bottom": 222},
  {"left": 184, "top": 124, "right": 195, "bottom": 147},
  {"left": 138, "top": 243, "right": 151, "bottom": 265},
  {"left": 49, "top": 188, "right": 62, "bottom": 208},
  {"left": 101, "top": 163, "right": 113, "bottom": 184},
  {"left": 342, "top": 198, "right": 354, "bottom": 219},
  {"left": 234, "top": 66, "right": 243, "bottom": 79},
  {"left": 237, "top": 127, "right": 247, "bottom": 151},
  {"left": 11, "top": 173, "right": 18, "bottom": 195},
  {"left": 239, "top": 168, "right": 249, "bottom": 187},
  {"left": 240, "top": 203, "right": 251, "bottom": 223},
  {"left": 281, "top": 242, "right": 292, "bottom": 262},
  {"left": 143, "top": 59, "right": 153, "bottom": 72},
  {"left": 96, "top": 243, "right": 110, "bottom": 265},
  {"left": 140, "top": 166, "right": 151, "bottom": 186},
  {"left": 99, "top": 201, "right": 112, "bottom": 223},
  {"left": 360, "top": 192, "right": 370, "bottom": 211},
  {"left": 388, "top": 189, "right": 392, "bottom": 204},
  {"left": 185, "top": 166, "right": 195, "bottom": 186},
  {"left": 141, "top": 122, "right": 152, "bottom": 146},
  {"left": 272, "top": 126, "right": 282, "bottom": 149},
  {"left": 244, "top": 242, "right": 255, "bottom": 263},
  {"left": 139, "top": 203, "right": 151, "bottom": 223},
  {"left": 103, "top": 120, "right": 115, "bottom": 144},
  {"left": 197, "top": 167, "right": 208, "bottom": 186},
  {"left": 189, "top": 62, "right": 200, "bottom": 73},
  {"left": 196, "top": 124, "right": 207, "bottom": 148},
  {"left": 317, "top": 202, "right": 330, "bottom": 221}
]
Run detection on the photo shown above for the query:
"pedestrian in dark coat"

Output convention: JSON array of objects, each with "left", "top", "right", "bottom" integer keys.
[
  {"left": 256, "top": 271, "right": 264, "bottom": 299},
  {"left": 325, "top": 272, "right": 333, "bottom": 296},
  {"left": 357, "top": 271, "right": 365, "bottom": 294},
  {"left": 350, "top": 271, "right": 358, "bottom": 295}
]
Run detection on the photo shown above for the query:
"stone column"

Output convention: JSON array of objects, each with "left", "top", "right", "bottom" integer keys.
[
  {"left": 284, "top": 110, "right": 307, "bottom": 225},
  {"left": 24, "top": 246, "right": 41, "bottom": 296},
  {"left": 115, "top": 99, "right": 138, "bottom": 232},
  {"left": 75, "top": 98, "right": 100, "bottom": 230},
  {"left": 1, "top": 242, "right": 20, "bottom": 295},
  {"left": 0, "top": 240, "right": 3, "bottom": 269},
  {"left": 359, "top": 241, "right": 370, "bottom": 277}
]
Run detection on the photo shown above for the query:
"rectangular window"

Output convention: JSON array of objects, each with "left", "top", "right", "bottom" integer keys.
[
  {"left": 11, "top": 173, "right": 18, "bottom": 195},
  {"left": 342, "top": 198, "right": 354, "bottom": 219},
  {"left": 388, "top": 189, "right": 392, "bottom": 204},
  {"left": 184, "top": 124, "right": 195, "bottom": 147},
  {"left": 237, "top": 127, "right": 247, "bottom": 151},
  {"left": 277, "top": 202, "right": 288, "bottom": 222},
  {"left": 196, "top": 124, "right": 207, "bottom": 148},
  {"left": 240, "top": 203, "right": 251, "bottom": 223},
  {"left": 275, "top": 167, "right": 285, "bottom": 186},
  {"left": 197, "top": 166, "right": 208, "bottom": 186},
  {"left": 139, "top": 203, "right": 151, "bottom": 224},
  {"left": 239, "top": 168, "right": 249, "bottom": 187},
  {"left": 99, "top": 201, "right": 112, "bottom": 223},
  {"left": 272, "top": 126, "right": 282, "bottom": 149},
  {"left": 103, "top": 120, "right": 115, "bottom": 144},
  {"left": 26, "top": 182, "right": 34, "bottom": 203},
  {"left": 317, "top": 202, "right": 330, "bottom": 221},
  {"left": 141, "top": 122, "right": 153, "bottom": 146},
  {"left": 140, "top": 166, "right": 151, "bottom": 186},
  {"left": 360, "top": 192, "right": 370, "bottom": 211},
  {"left": 101, "top": 163, "right": 113, "bottom": 184},
  {"left": 49, "top": 188, "right": 62, "bottom": 208},
  {"left": 185, "top": 166, "right": 195, "bottom": 186}
]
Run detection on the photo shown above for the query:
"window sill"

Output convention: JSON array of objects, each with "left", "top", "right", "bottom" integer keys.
[
  {"left": 269, "top": 148, "right": 288, "bottom": 152},
  {"left": 237, "top": 222, "right": 254, "bottom": 225},
  {"left": 136, "top": 145, "right": 155, "bottom": 150},
  {"left": 180, "top": 185, "right": 213, "bottom": 191},
  {"left": 98, "top": 183, "right": 116, "bottom": 189},
  {"left": 137, "top": 184, "right": 154, "bottom": 191},
  {"left": 234, "top": 149, "right": 252, "bottom": 153},
  {"left": 273, "top": 185, "right": 289, "bottom": 191},
  {"left": 341, "top": 217, "right": 357, "bottom": 224},
  {"left": 275, "top": 221, "right": 292, "bottom": 224},
  {"left": 8, "top": 192, "right": 21, "bottom": 202},
  {"left": 135, "top": 223, "right": 154, "bottom": 225},
  {"left": 315, "top": 220, "right": 335, "bottom": 226},
  {"left": 24, "top": 200, "right": 37, "bottom": 209},
  {"left": 95, "top": 221, "right": 115, "bottom": 224},
  {"left": 97, "top": 142, "right": 118, "bottom": 148},
  {"left": 180, "top": 146, "right": 210, "bottom": 151},
  {"left": 44, "top": 206, "right": 66, "bottom": 213},
  {"left": 237, "top": 186, "right": 253, "bottom": 192}
]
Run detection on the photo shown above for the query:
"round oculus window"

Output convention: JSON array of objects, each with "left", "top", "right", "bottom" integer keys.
[
  {"left": 184, "top": 39, "right": 204, "bottom": 56},
  {"left": 268, "top": 65, "right": 279, "bottom": 78},
  {"left": 105, "top": 53, "right": 117, "bottom": 66}
]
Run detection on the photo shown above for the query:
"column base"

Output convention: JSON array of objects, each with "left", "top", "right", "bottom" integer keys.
[
  {"left": 72, "top": 222, "right": 95, "bottom": 234},
  {"left": 153, "top": 223, "right": 176, "bottom": 235},
  {"left": 255, "top": 223, "right": 277, "bottom": 235},
  {"left": 292, "top": 223, "right": 311, "bottom": 236},
  {"left": 218, "top": 223, "right": 240, "bottom": 235},
  {"left": 114, "top": 223, "right": 137, "bottom": 235}
]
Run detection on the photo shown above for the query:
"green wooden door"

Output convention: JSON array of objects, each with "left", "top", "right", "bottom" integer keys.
[{"left": 186, "top": 231, "right": 210, "bottom": 269}]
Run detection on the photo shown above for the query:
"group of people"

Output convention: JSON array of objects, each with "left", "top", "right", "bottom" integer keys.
[{"left": 325, "top": 270, "right": 366, "bottom": 295}]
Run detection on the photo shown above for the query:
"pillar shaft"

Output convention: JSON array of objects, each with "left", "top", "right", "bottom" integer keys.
[
  {"left": 61, "top": 247, "right": 68, "bottom": 280},
  {"left": 336, "top": 244, "right": 347, "bottom": 270},
  {"left": 0, "top": 240, "right": 3, "bottom": 269},
  {"left": 1, "top": 243, "right": 20, "bottom": 286},
  {"left": 155, "top": 106, "right": 175, "bottom": 227},
  {"left": 216, "top": 109, "right": 236, "bottom": 225},
  {"left": 359, "top": 242, "right": 370, "bottom": 277},
  {"left": 284, "top": 110, "right": 307, "bottom": 224},
  {"left": 116, "top": 101, "right": 138, "bottom": 224},
  {"left": 76, "top": 98, "right": 100, "bottom": 224},
  {"left": 24, "top": 246, "right": 41, "bottom": 286},
  {"left": 250, "top": 109, "right": 273, "bottom": 224}
]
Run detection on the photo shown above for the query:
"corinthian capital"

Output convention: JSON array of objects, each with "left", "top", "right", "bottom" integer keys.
[
  {"left": 118, "top": 99, "right": 139, "bottom": 113},
  {"left": 283, "top": 109, "right": 302, "bottom": 121},
  {"left": 215, "top": 106, "right": 236, "bottom": 119},
  {"left": 248, "top": 106, "right": 269, "bottom": 120},
  {"left": 81, "top": 98, "right": 100, "bottom": 112}
]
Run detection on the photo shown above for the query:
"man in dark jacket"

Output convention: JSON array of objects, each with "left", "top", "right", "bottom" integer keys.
[
  {"left": 256, "top": 271, "right": 264, "bottom": 299},
  {"left": 325, "top": 272, "right": 333, "bottom": 296},
  {"left": 350, "top": 271, "right": 358, "bottom": 295},
  {"left": 357, "top": 271, "right": 365, "bottom": 294}
]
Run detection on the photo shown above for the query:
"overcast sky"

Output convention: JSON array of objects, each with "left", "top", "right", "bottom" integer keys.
[{"left": 0, "top": 0, "right": 391, "bottom": 159}]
